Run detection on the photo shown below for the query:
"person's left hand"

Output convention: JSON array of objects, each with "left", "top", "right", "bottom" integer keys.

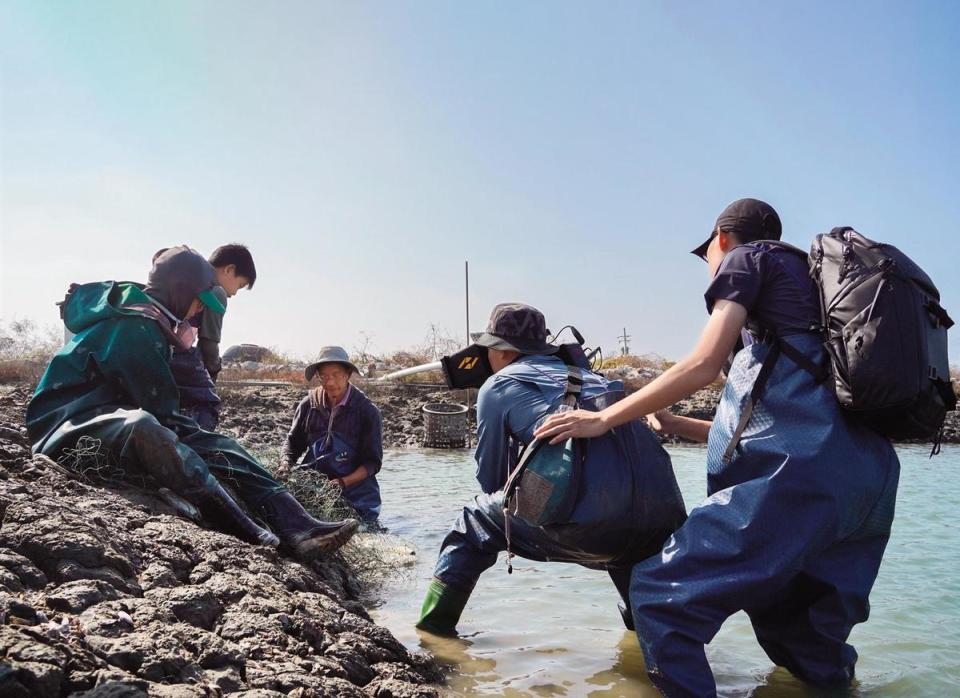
[
  {"left": 645, "top": 409, "right": 676, "bottom": 435},
  {"left": 534, "top": 409, "right": 610, "bottom": 444}
]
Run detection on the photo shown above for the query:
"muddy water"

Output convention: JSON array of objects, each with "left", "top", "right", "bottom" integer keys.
[{"left": 371, "top": 446, "right": 960, "bottom": 696}]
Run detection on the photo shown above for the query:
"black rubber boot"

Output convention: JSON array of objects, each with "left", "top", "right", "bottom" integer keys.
[
  {"left": 618, "top": 601, "right": 635, "bottom": 631},
  {"left": 609, "top": 567, "right": 635, "bottom": 630},
  {"left": 259, "top": 491, "right": 358, "bottom": 561},
  {"left": 204, "top": 482, "right": 280, "bottom": 548}
]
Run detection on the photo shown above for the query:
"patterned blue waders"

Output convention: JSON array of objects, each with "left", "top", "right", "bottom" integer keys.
[{"left": 630, "top": 333, "right": 900, "bottom": 697}]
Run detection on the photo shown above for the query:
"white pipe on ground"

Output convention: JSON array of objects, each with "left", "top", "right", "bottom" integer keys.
[{"left": 376, "top": 361, "right": 443, "bottom": 382}]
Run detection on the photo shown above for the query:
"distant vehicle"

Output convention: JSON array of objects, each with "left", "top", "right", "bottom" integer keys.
[{"left": 222, "top": 344, "right": 275, "bottom": 363}]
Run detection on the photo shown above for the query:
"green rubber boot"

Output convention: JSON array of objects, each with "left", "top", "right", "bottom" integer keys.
[{"left": 416, "top": 578, "right": 472, "bottom": 635}]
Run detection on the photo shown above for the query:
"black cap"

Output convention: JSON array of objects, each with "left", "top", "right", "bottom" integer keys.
[
  {"left": 473, "top": 302, "right": 559, "bottom": 355},
  {"left": 691, "top": 198, "right": 782, "bottom": 259}
]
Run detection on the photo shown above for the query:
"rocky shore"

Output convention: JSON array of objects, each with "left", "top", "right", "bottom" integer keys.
[{"left": 0, "top": 385, "right": 443, "bottom": 697}]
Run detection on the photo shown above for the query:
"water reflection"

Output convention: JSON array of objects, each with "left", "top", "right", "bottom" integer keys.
[
  {"left": 583, "top": 633, "right": 659, "bottom": 697},
  {"left": 418, "top": 626, "right": 663, "bottom": 697}
]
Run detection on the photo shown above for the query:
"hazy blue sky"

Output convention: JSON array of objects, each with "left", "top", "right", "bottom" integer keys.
[{"left": 2, "top": 1, "right": 958, "bottom": 362}]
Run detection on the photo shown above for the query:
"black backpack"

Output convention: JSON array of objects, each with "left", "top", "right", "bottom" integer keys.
[
  {"left": 723, "top": 229, "right": 955, "bottom": 462},
  {"left": 810, "top": 227, "right": 955, "bottom": 441}
]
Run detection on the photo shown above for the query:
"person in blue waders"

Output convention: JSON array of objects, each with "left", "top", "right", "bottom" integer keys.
[
  {"left": 536, "top": 199, "right": 901, "bottom": 697},
  {"left": 416, "top": 303, "right": 687, "bottom": 635},
  {"left": 282, "top": 346, "right": 384, "bottom": 524}
]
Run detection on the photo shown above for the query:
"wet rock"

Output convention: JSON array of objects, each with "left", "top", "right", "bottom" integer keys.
[
  {"left": 1, "top": 596, "right": 40, "bottom": 625},
  {"left": 0, "top": 385, "right": 443, "bottom": 696},
  {"left": 372, "top": 661, "right": 432, "bottom": 684},
  {"left": 46, "top": 579, "right": 123, "bottom": 614},
  {"left": 0, "top": 549, "right": 48, "bottom": 590},
  {"left": 74, "top": 681, "right": 149, "bottom": 698},
  {"left": 0, "top": 625, "right": 68, "bottom": 696},
  {"left": 137, "top": 562, "right": 179, "bottom": 591},
  {"left": 364, "top": 677, "right": 441, "bottom": 698},
  {"left": 204, "top": 663, "right": 244, "bottom": 692},
  {"left": 145, "top": 587, "right": 222, "bottom": 630}
]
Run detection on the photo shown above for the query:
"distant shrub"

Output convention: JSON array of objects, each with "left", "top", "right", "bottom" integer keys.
[
  {"left": 218, "top": 365, "right": 307, "bottom": 384},
  {"left": 0, "top": 319, "right": 61, "bottom": 386},
  {"left": 601, "top": 353, "right": 675, "bottom": 372},
  {"left": 383, "top": 350, "right": 432, "bottom": 368}
]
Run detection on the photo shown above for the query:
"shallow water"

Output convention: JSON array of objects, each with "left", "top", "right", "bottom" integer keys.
[{"left": 370, "top": 445, "right": 960, "bottom": 697}]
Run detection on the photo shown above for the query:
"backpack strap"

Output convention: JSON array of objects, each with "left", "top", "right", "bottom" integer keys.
[
  {"left": 778, "top": 336, "right": 830, "bottom": 383},
  {"left": 503, "top": 364, "right": 584, "bottom": 573},
  {"left": 722, "top": 334, "right": 829, "bottom": 464},
  {"left": 563, "top": 366, "right": 584, "bottom": 409},
  {"left": 722, "top": 340, "right": 781, "bottom": 464}
]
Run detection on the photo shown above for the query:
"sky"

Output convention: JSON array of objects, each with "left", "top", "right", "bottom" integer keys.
[{"left": 2, "top": 1, "right": 959, "bottom": 363}]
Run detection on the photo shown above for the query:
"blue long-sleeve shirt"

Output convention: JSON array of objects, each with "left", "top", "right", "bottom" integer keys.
[{"left": 474, "top": 354, "right": 615, "bottom": 494}]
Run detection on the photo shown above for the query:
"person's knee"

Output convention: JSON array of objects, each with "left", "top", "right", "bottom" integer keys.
[{"left": 126, "top": 413, "right": 214, "bottom": 497}]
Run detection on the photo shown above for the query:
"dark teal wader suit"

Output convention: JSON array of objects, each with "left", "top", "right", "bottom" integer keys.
[{"left": 27, "top": 282, "right": 284, "bottom": 511}]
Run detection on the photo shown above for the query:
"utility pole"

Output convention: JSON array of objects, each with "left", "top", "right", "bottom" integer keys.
[
  {"left": 618, "top": 327, "right": 631, "bottom": 356},
  {"left": 464, "top": 260, "right": 472, "bottom": 447},
  {"left": 465, "top": 261, "right": 470, "bottom": 345}
]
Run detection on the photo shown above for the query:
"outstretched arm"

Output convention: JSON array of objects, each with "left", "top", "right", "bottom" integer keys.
[
  {"left": 535, "top": 299, "right": 747, "bottom": 444},
  {"left": 647, "top": 410, "right": 712, "bottom": 443}
]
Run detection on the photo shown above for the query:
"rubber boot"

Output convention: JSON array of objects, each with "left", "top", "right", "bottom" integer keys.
[
  {"left": 608, "top": 567, "right": 635, "bottom": 630},
  {"left": 204, "top": 482, "right": 280, "bottom": 548},
  {"left": 259, "top": 491, "right": 358, "bottom": 561},
  {"left": 158, "top": 487, "right": 201, "bottom": 522},
  {"left": 618, "top": 602, "right": 635, "bottom": 631},
  {"left": 416, "top": 578, "right": 472, "bottom": 635}
]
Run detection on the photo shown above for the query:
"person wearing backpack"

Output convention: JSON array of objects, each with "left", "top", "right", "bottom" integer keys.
[
  {"left": 536, "top": 199, "right": 901, "bottom": 697},
  {"left": 416, "top": 303, "right": 687, "bottom": 636}
]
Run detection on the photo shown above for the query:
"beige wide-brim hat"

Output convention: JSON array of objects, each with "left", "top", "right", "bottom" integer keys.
[{"left": 304, "top": 345, "right": 360, "bottom": 380}]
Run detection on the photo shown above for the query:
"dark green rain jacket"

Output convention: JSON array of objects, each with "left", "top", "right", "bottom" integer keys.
[{"left": 27, "top": 281, "right": 181, "bottom": 452}]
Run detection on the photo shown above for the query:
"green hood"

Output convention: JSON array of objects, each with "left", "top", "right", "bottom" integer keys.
[{"left": 62, "top": 281, "right": 155, "bottom": 334}]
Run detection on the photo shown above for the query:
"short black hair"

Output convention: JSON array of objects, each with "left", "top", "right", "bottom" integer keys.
[{"left": 209, "top": 244, "right": 257, "bottom": 289}]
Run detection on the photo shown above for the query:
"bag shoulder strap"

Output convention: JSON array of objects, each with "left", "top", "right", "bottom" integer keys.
[
  {"left": 722, "top": 341, "right": 781, "bottom": 464},
  {"left": 722, "top": 336, "right": 829, "bottom": 464},
  {"left": 563, "top": 366, "right": 583, "bottom": 408},
  {"left": 750, "top": 239, "right": 809, "bottom": 259},
  {"left": 505, "top": 366, "right": 586, "bottom": 496}
]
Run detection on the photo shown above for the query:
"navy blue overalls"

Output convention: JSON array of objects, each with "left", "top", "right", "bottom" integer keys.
[{"left": 629, "top": 255, "right": 901, "bottom": 696}]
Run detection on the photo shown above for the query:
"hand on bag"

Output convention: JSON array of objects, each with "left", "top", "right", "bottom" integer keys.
[{"left": 534, "top": 409, "right": 610, "bottom": 444}]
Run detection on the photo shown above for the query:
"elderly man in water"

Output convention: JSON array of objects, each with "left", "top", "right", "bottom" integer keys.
[{"left": 282, "top": 346, "right": 384, "bottom": 523}]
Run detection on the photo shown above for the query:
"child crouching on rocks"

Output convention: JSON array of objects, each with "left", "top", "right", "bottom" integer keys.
[{"left": 26, "top": 246, "right": 357, "bottom": 560}]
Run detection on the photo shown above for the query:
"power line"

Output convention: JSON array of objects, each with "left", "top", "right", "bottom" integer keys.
[{"left": 618, "top": 327, "right": 631, "bottom": 356}]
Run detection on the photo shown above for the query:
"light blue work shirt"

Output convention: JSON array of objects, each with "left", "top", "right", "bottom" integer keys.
[{"left": 474, "top": 353, "right": 615, "bottom": 494}]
